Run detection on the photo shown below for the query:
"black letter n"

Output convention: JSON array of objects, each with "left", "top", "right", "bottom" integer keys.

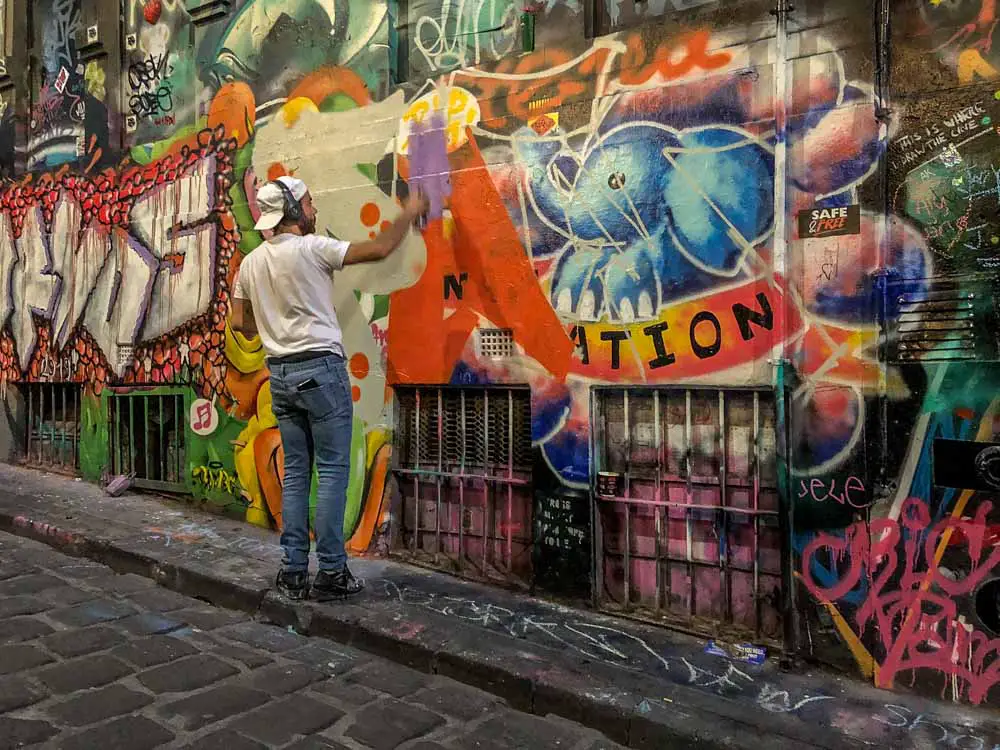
[{"left": 732, "top": 292, "right": 773, "bottom": 341}]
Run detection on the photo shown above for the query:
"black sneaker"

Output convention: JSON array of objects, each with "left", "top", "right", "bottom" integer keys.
[
  {"left": 275, "top": 570, "right": 308, "bottom": 601},
  {"left": 311, "top": 567, "right": 365, "bottom": 601}
]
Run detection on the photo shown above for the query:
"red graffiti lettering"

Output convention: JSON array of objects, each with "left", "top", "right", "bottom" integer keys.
[
  {"left": 619, "top": 30, "right": 733, "bottom": 87},
  {"left": 801, "top": 498, "right": 1000, "bottom": 703},
  {"left": 370, "top": 323, "right": 387, "bottom": 349}
]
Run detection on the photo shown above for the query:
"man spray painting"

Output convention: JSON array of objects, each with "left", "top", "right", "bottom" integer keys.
[{"left": 230, "top": 176, "right": 428, "bottom": 600}]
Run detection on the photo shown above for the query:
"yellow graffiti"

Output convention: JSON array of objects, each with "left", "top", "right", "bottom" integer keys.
[
  {"left": 958, "top": 48, "right": 1000, "bottom": 84},
  {"left": 191, "top": 463, "right": 238, "bottom": 495},
  {"left": 234, "top": 380, "right": 278, "bottom": 527},
  {"left": 399, "top": 86, "right": 481, "bottom": 154},
  {"left": 793, "top": 570, "right": 879, "bottom": 682},
  {"left": 84, "top": 61, "right": 106, "bottom": 100},
  {"left": 224, "top": 320, "right": 266, "bottom": 374},
  {"left": 278, "top": 97, "right": 320, "bottom": 128}
]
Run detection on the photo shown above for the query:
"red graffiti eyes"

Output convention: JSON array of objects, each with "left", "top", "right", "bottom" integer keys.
[{"left": 608, "top": 172, "right": 626, "bottom": 190}]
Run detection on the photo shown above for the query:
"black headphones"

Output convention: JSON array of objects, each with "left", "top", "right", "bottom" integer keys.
[{"left": 271, "top": 180, "right": 303, "bottom": 222}]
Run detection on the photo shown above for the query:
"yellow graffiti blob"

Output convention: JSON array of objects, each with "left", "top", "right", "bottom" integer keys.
[
  {"left": 279, "top": 97, "right": 321, "bottom": 128},
  {"left": 958, "top": 48, "right": 1000, "bottom": 84},
  {"left": 225, "top": 313, "right": 394, "bottom": 551},
  {"left": 225, "top": 321, "right": 266, "bottom": 374},
  {"left": 191, "top": 464, "right": 239, "bottom": 495},
  {"left": 84, "top": 61, "right": 106, "bottom": 100},
  {"left": 224, "top": 321, "right": 272, "bottom": 525},
  {"left": 398, "top": 86, "right": 481, "bottom": 154},
  {"left": 234, "top": 379, "right": 276, "bottom": 528}
]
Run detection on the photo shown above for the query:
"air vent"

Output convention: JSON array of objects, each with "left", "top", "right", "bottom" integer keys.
[
  {"left": 889, "top": 277, "right": 999, "bottom": 363},
  {"left": 477, "top": 328, "right": 514, "bottom": 359},
  {"left": 395, "top": 386, "right": 532, "bottom": 470}
]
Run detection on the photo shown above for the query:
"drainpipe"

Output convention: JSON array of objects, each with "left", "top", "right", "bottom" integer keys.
[
  {"left": 873, "top": 0, "right": 893, "bottom": 503},
  {"left": 771, "top": 0, "right": 797, "bottom": 660}
]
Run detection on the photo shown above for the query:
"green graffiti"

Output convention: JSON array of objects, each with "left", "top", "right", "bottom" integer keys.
[
  {"left": 207, "top": 0, "right": 387, "bottom": 91},
  {"left": 185, "top": 400, "right": 246, "bottom": 502},
  {"left": 191, "top": 462, "right": 239, "bottom": 495},
  {"left": 304, "top": 415, "right": 367, "bottom": 539},
  {"left": 344, "top": 415, "right": 367, "bottom": 538},
  {"left": 79, "top": 390, "right": 109, "bottom": 482},
  {"left": 232, "top": 143, "right": 263, "bottom": 255}
]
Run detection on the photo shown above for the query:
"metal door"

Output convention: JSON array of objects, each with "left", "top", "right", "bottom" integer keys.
[
  {"left": 592, "top": 386, "right": 785, "bottom": 644},
  {"left": 107, "top": 388, "right": 187, "bottom": 491},
  {"left": 20, "top": 383, "right": 82, "bottom": 473},
  {"left": 393, "top": 386, "right": 533, "bottom": 587}
]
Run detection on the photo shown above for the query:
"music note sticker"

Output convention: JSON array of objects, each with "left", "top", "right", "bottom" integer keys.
[{"left": 189, "top": 398, "right": 218, "bottom": 436}]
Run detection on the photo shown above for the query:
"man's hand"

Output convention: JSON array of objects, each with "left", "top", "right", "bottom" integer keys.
[
  {"left": 342, "top": 191, "right": 432, "bottom": 266},
  {"left": 402, "top": 191, "right": 431, "bottom": 224}
]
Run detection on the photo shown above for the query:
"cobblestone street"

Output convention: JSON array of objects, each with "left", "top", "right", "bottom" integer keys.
[{"left": 0, "top": 530, "right": 622, "bottom": 749}]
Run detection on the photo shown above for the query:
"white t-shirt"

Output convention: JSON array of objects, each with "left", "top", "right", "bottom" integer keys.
[{"left": 232, "top": 233, "right": 350, "bottom": 359}]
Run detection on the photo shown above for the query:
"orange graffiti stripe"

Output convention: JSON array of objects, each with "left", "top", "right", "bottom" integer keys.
[
  {"left": 286, "top": 66, "right": 372, "bottom": 109},
  {"left": 255, "top": 428, "right": 284, "bottom": 529},
  {"left": 389, "top": 129, "right": 574, "bottom": 384},
  {"left": 386, "top": 215, "right": 448, "bottom": 384},
  {"left": 346, "top": 443, "right": 392, "bottom": 554},
  {"left": 798, "top": 324, "right": 880, "bottom": 384},
  {"left": 567, "top": 278, "right": 801, "bottom": 381},
  {"left": 456, "top": 47, "right": 611, "bottom": 125}
]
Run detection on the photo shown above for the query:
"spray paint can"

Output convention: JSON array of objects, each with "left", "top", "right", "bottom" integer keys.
[{"left": 442, "top": 208, "right": 455, "bottom": 241}]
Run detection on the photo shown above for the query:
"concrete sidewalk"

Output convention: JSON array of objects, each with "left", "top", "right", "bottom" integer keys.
[{"left": 0, "top": 464, "right": 997, "bottom": 750}]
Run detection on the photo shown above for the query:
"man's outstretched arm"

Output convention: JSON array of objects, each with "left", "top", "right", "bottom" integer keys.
[{"left": 343, "top": 192, "right": 430, "bottom": 266}]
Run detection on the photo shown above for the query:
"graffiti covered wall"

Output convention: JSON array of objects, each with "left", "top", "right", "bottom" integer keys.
[
  {"left": 792, "top": 0, "right": 1000, "bottom": 707},
  {"left": 2, "top": 0, "right": 1000, "bottom": 709}
]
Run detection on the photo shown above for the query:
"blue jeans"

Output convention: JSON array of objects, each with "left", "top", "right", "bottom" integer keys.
[{"left": 267, "top": 353, "right": 353, "bottom": 573}]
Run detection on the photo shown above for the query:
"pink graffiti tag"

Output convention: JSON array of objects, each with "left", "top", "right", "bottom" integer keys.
[
  {"left": 192, "top": 401, "right": 212, "bottom": 432},
  {"left": 370, "top": 323, "right": 387, "bottom": 349},
  {"left": 797, "top": 476, "right": 867, "bottom": 508},
  {"left": 801, "top": 498, "right": 1000, "bottom": 703}
]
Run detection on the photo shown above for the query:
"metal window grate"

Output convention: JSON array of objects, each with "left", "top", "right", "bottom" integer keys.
[
  {"left": 477, "top": 328, "right": 514, "bottom": 359},
  {"left": 394, "top": 385, "right": 533, "bottom": 586},
  {"left": 20, "top": 383, "right": 82, "bottom": 473},
  {"left": 396, "top": 386, "right": 532, "bottom": 470},
  {"left": 593, "top": 386, "right": 784, "bottom": 644},
  {"left": 888, "top": 277, "right": 999, "bottom": 363},
  {"left": 108, "top": 390, "right": 186, "bottom": 492}
]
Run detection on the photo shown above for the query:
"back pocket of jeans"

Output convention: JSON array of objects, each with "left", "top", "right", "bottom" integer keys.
[{"left": 298, "top": 378, "right": 349, "bottom": 420}]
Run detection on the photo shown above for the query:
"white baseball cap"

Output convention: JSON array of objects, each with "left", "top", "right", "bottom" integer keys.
[{"left": 254, "top": 176, "right": 308, "bottom": 231}]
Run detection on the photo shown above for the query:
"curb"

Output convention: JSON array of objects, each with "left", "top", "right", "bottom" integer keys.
[{"left": 0, "top": 502, "right": 861, "bottom": 750}]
